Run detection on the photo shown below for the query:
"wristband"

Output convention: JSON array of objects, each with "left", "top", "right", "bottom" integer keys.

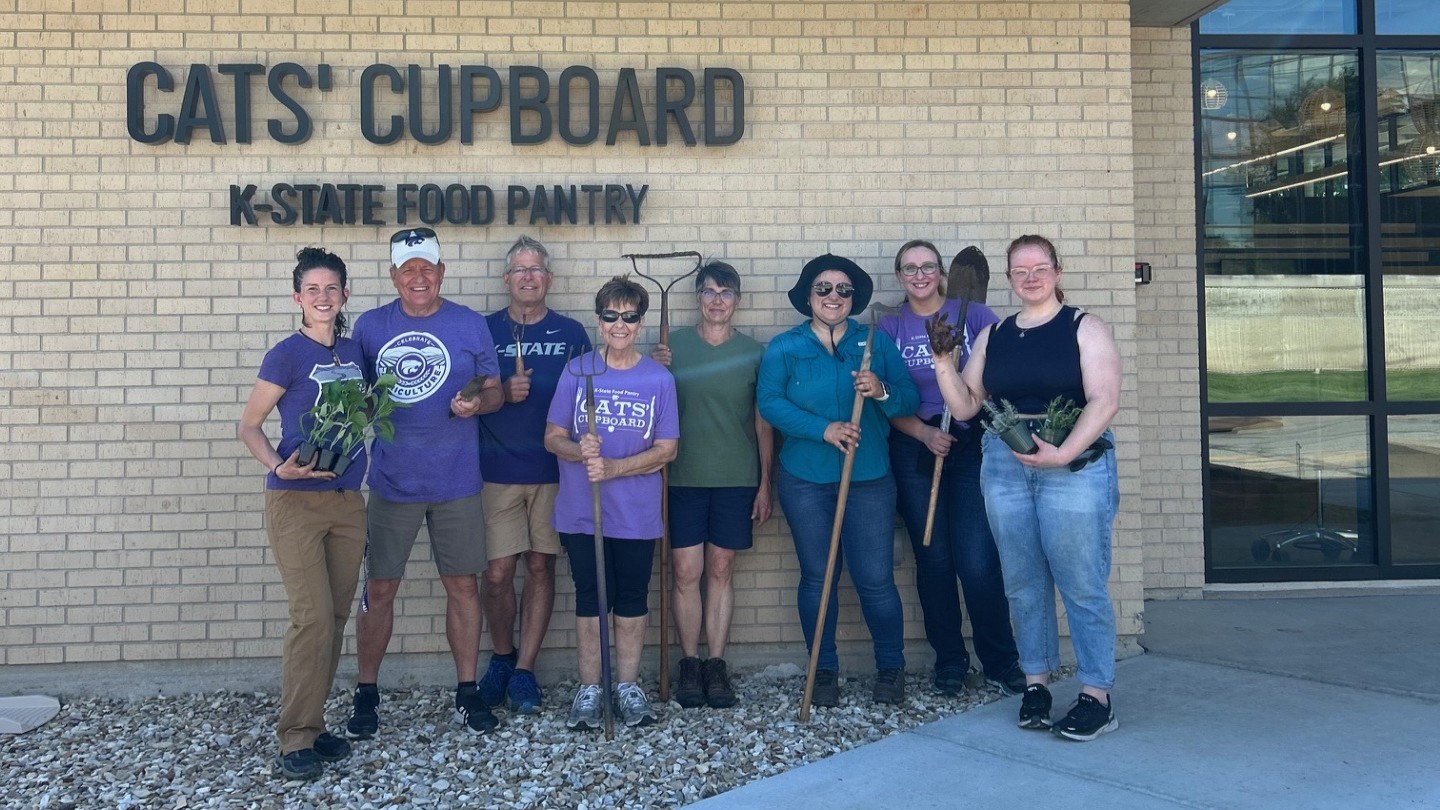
[
  {"left": 272, "top": 462, "right": 282, "bottom": 477},
  {"left": 875, "top": 381, "right": 891, "bottom": 403}
]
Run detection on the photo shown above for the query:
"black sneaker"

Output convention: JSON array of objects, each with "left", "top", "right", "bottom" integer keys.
[
  {"left": 1053, "top": 693, "right": 1118, "bottom": 741},
  {"left": 674, "top": 656, "right": 705, "bottom": 708},
  {"left": 987, "top": 663, "right": 1028, "bottom": 697},
  {"left": 933, "top": 667, "right": 968, "bottom": 696},
  {"left": 702, "top": 658, "right": 738, "bottom": 708},
  {"left": 812, "top": 669, "right": 840, "bottom": 708},
  {"left": 274, "top": 748, "right": 323, "bottom": 781},
  {"left": 1018, "top": 683, "right": 1052, "bottom": 730},
  {"left": 478, "top": 652, "right": 517, "bottom": 708},
  {"left": 873, "top": 668, "right": 906, "bottom": 704},
  {"left": 346, "top": 684, "right": 379, "bottom": 740},
  {"left": 312, "top": 732, "right": 351, "bottom": 763},
  {"left": 453, "top": 685, "right": 500, "bottom": 734}
]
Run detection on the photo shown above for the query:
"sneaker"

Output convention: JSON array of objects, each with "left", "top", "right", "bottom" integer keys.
[
  {"left": 478, "top": 652, "right": 517, "bottom": 708},
  {"left": 613, "top": 681, "right": 659, "bottom": 727},
  {"left": 702, "top": 658, "right": 738, "bottom": 708},
  {"left": 873, "top": 668, "right": 906, "bottom": 704},
  {"left": 506, "top": 668, "right": 543, "bottom": 714},
  {"left": 567, "top": 683, "right": 604, "bottom": 731},
  {"left": 312, "top": 732, "right": 351, "bottom": 763},
  {"left": 987, "top": 663, "right": 1028, "bottom": 697},
  {"left": 811, "top": 669, "right": 840, "bottom": 708},
  {"left": 1017, "top": 683, "right": 1053, "bottom": 730},
  {"left": 274, "top": 748, "right": 323, "bottom": 781},
  {"left": 674, "top": 656, "right": 705, "bottom": 708},
  {"left": 453, "top": 685, "right": 500, "bottom": 734},
  {"left": 933, "top": 667, "right": 968, "bottom": 696},
  {"left": 346, "top": 684, "right": 379, "bottom": 740},
  {"left": 1053, "top": 693, "right": 1118, "bottom": 741}
]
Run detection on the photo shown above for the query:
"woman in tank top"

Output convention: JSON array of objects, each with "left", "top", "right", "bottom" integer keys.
[{"left": 929, "top": 234, "right": 1123, "bottom": 741}]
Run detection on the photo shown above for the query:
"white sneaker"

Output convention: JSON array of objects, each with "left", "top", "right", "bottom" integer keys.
[
  {"left": 566, "top": 684, "right": 604, "bottom": 731},
  {"left": 613, "top": 682, "right": 658, "bottom": 727}
]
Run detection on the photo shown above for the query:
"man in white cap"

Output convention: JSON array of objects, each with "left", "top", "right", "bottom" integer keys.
[{"left": 346, "top": 227, "right": 505, "bottom": 737}]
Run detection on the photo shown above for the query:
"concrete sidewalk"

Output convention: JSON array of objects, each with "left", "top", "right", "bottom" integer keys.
[{"left": 692, "top": 591, "right": 1440, "bottom": 809}]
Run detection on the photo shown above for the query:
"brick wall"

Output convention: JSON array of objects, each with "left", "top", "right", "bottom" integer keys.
[
  {"left": 1130, "top": 25, "right": 1206, "bottom": 597},
  {"left": 0, "top": 0, "right": 1156, "bottom": 671}
]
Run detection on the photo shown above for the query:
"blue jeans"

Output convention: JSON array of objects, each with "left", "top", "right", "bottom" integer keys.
[
  {"left": 890, "top": 428, "right": 1019, "bottom": 678},
  {"left": 778, "top": 466, "right": 905, "bottom": 672},
  {"left": 980, "top": 430, "right": 1119, "bottom": 690}
]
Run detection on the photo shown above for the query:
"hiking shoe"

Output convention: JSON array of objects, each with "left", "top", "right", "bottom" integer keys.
[
  {"left": 346, "top": 684, "right": 379, "bottom": 740},
  {"left": 1054, "top": 693, "right": 1118, "bottom": 741},
  {"left": 674, "top": 656, "right": 705, "bottom": 708},
  {"left": 453, "top": 685, "right": 499, "bottom": 734},
  {"left": 312, "top": 732, "right": 351, "bottom": 763},
  {"left": 613, "top": 682, "right": 659, "bottom": 727},
  {"left": 933, "top": 667, "right": 968, "bottom": 696},
  {"left": 811, "top": 669, "right": 840, "bottom": 708},
  {"left": 274, "top": 748, "right": 323, "bottom": 781},
  {"left": 702, "top": 658, "right": 738, "bottom": 708},
  {"left": 873, "top": 668, "right": 906, "bottom": 704},
  {"left": 987, "top": 663, "right": 1028, "bottom": 697},
  {"left": 567, "top": 684, "right": 604, "bottom": 731},
  {"left": 1017, "top": 683, "right": 1053, "bottom": 730},
  {"left": 478, "top": 652, "right": 517, "bottom": 708},
  {"left": 507, "top": 668, "right": 543, "bottom": 714}
]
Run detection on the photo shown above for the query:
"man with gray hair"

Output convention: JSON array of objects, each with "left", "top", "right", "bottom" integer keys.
[{"left": 475, "top": 235, "right": 591, "bottom": 713}]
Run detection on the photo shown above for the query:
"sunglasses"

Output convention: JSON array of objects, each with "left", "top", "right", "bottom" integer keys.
[
  {"left": 599, "top": 309, "right": 643, "bottom": 324},
  {"left": 811, "top": 282, "right": 856, "bottom": 298},
  {"left": 390, "top": 227, "right": 437, "bottom": 244}
]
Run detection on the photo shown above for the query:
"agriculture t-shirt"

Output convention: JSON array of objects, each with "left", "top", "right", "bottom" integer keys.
[{"left": 257, "top": 331, "right": 367, "bottom": 491}]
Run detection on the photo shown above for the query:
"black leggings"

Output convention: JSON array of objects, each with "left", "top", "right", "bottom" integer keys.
[{"left": 561, "top": 533, "right": 657, "bottom": 617}]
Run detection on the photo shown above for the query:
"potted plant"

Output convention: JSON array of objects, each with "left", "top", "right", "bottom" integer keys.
[
  {"left": 982, "top": 398, "right": 1038, "bottom": 455},
  {"left": 1037, "top": 396, "right": 1082, "bottom": 447},
  {"left": 297, "top": 373, "right": 405, "bottom": 476}
]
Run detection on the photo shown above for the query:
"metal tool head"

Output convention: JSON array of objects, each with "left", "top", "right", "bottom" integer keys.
[
  {"left": 868, "top": 300, "right": 902, "bottom": 320},
  {"left": 623, "top": 251, "right": 704, "bottom": 294},
  {"left": 948, "top": 245, "right": 990, "bottom": 303}
]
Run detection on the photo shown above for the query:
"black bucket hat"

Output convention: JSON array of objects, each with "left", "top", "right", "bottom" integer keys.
[{"left": 787, "top": 253, "right": 874, "bottom": 317}]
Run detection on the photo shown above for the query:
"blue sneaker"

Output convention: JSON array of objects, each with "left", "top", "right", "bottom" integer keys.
[
  {"left": 507, "top": 668, "right": 543, "bottom": 713},
  {"left": 478, "top": 653, "right": 516, "bottom": 708}
]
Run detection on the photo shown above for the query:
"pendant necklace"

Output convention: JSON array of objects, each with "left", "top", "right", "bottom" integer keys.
[{"left": 300, "top": 328, "right": 342, "bottom": 365}]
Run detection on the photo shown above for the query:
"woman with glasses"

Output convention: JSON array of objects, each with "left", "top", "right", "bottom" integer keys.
[
  {"left": 545, "top": 275, "right": 679, "bottom": 731},
  {"left": 878, "top": 240, "right": 1025, "bottom": 698},
  {"left": 237, "top": 247, "right": 365, "bottom": 780},
  {"left": 929, "top": 234, "right": 1122, "bottom": 741},
  {"left": 650, "top": 260, "right": 774, "bottom": 710},
  {"left": 757, "top": 254, "right": 918, "bottom": 706}
]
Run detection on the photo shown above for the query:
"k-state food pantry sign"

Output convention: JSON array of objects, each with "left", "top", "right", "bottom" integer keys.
[{"left": 126, "top": 62, "right": 747, "bottom": 227}]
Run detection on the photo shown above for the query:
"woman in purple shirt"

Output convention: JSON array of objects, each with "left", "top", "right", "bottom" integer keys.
[{"left": 238, "top": 247, "right": 366, "bottom": 780}]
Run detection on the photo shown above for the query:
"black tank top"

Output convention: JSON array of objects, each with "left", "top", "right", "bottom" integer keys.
[{"left": 982, "top": 305, "right": 1088, "bottom": 414}]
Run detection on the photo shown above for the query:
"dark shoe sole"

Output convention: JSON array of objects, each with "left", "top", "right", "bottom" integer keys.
[
  {"left": 273, "top": 756, "right": 323, "bottom": 781},
  {"left": 1055, "top": 715, "right": 1119, "bottom": 741},
  {"left": 674, "top": 691, "right": 706, "bottom": 709},
  {"left": 452, "top": 709, "right": 500, "bottom": 734},
  {"left": 1018, "top": 715, "right": 1053, "bottom": 730},
  {"left": 705, "top": 694, "right": 738, "bottom": 709}
]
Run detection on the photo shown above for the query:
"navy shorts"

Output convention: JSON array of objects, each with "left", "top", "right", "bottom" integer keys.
[
  {"left": 561, "top": 533, "right": 656, "bottom": 618},
  {"left": 667, "top": 486, "right": 758, "bottom": 551}
]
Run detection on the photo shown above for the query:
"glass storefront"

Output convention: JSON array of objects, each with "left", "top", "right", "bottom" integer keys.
[{"left": 1198, "top": 1, "right": 1440, "bottom": 580}]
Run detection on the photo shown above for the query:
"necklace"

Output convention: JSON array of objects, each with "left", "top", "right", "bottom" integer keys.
[{"left": 299, "top": 329, "right": 342, "bottom": 365}]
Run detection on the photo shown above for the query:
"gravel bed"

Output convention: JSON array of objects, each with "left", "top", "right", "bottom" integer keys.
[{"left": 1, "top": 663, "right": 1040, "bottom": 809}]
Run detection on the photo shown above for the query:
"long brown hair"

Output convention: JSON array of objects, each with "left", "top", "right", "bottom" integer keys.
[{"left": 1005, "top": 234, "right": 1064, "bottom": 304}]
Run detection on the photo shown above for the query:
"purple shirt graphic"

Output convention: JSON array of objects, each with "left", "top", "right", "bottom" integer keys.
[
  {"left": 878, "top": 299, "right": 999, "bottom": 421},
  {"left": 258, "top": 332, "right": 367, "bottom": 491},
  {"left": 546, "top": 354, "right": 679, "bottom": 539}
]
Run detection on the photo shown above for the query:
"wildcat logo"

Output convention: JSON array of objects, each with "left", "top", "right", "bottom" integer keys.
[
  {"left": 307, "top": 361, "right": 364, "bottom": 406},
  {"left": 375, "top": 331, "right": 451, "bottom": 403}
]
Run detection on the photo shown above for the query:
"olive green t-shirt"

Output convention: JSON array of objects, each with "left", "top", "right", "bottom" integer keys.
[{"left": 667, "top": 326, "right": 764, "bottom": 487}]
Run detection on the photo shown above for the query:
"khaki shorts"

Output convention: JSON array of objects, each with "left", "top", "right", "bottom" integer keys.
[
  {"left": 482, "top": 483, "right": 562, "bottom": 560},
  {"left": 365, "top": 491, "right": 488, "bottom": 579}
]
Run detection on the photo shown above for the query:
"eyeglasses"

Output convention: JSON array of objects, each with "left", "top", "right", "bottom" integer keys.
[
  {"left": 700, "top": 289, "right": 736, "bottom": 302},
  {"left": 1007, "top": 264, "right": 1057, "bottom": 282},
  {"left": 899, "top": 262, "right": 942, "bottom": 277},
  {"left": 599, "top": 309, "right": 643, "bottom": 324},
  {"left": 506, "top": 265, "right": 549, "bottom": 276},
  {"left": 811, "top": 282, "right": 855, "bottom": 298},
  {"left": 390, "top": 227, "right": 437, "bottom": 244}
]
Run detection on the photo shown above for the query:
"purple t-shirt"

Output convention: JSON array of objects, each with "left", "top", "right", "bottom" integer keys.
[
  {"left": 352, "top": 298, "right": 501, "bottom": 502},
  {"left": 546, "top": 354, "right": 679, "bottom": 539},
  {"left": 257, "top": 332, "right": 367, "bottom": 491},
  {"left": 878, "top": 299, "right": 1000, "bottom": 421},
  {"left": 479, "top": 309, "right": 592, "bottom": 485}
]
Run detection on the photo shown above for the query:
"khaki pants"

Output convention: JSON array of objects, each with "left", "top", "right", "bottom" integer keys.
[{"left": 265, "top": 488, "right": 366, "bottom": 753}]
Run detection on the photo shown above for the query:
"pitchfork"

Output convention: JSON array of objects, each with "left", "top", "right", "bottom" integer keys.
[
  {"left": 574, "top": 347, "right": 616, "bottom": 739},
  {"left": 623, "top": 250, "right": 702, "bottom": 703}
]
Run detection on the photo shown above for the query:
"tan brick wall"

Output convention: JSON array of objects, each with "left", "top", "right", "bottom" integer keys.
[
  {"left": 1130, "top": 25, "right": 1206, "bottom": 598},
  {"left": 1, "top": 0, "right": 1149, "bottom": 670}
]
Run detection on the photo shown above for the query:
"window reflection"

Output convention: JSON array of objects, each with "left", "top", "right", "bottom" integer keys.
[
  {"left": 1201, "top": 52, "right": 1367, "bottom": 402},
  {"left": 1376, "top": 1, "right": 1440, "bottom": 35},
  {"left": 1200, "top": 0, "right": 1355, "bottom": 35},
  {"left": 1209, "top": 415, "right": 1373, "bottom": 568},
  {"left": 1388, "top": 416, "right": 1440, "bottom": 564}
]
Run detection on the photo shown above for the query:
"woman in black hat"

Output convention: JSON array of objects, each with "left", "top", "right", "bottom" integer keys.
[{"left": 756, "top": 254, "right": 919, "bottom": 706}]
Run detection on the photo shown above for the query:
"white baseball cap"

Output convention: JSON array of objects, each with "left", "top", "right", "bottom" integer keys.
[{"left": 390, "top": 228, "right": 442, "bottom": 267}]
